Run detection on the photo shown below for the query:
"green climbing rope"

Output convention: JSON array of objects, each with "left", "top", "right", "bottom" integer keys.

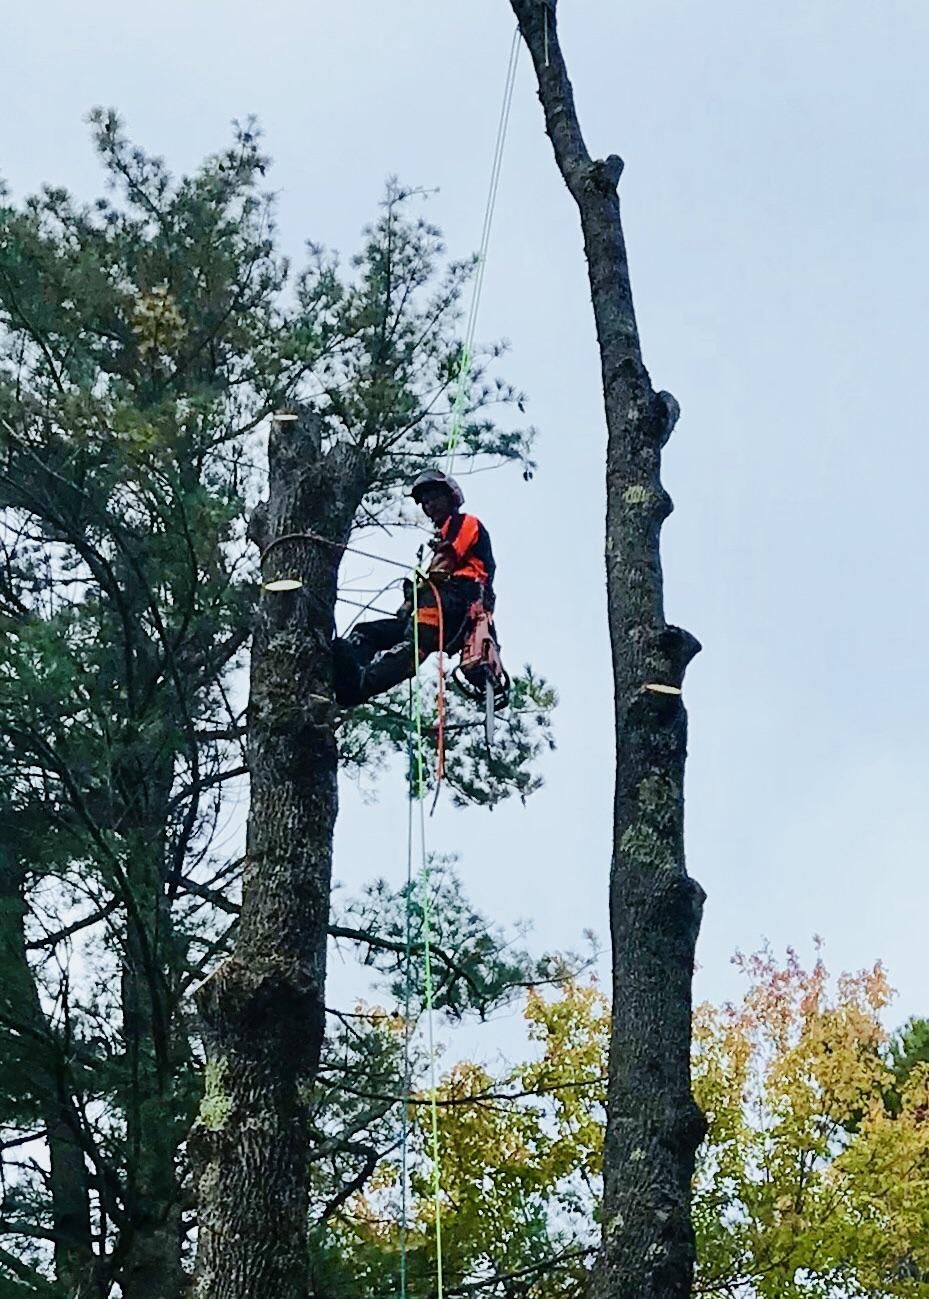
[
  {"left": 399, "top": 686, "right": 415, "bottom": 1299},
  {"left": 400, "top": 26, "right": 520, "bottom": 1299},
  {"left": 445, "top": 27, "right": 520, "bottom": 477},
  {"left": 399, "top": 572, "right": 445, "bottom": 1299}
]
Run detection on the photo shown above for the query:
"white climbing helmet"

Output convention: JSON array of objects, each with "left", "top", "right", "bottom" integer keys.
[{"left": 409, "top": 469, "right": 465, "bottom": 508}]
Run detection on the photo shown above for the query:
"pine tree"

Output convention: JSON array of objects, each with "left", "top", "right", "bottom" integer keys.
[{"left": 0, "top": 120, "right": 554, "bottom": 1298}]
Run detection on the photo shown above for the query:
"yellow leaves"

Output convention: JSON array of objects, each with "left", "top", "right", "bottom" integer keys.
[
  {"left": 519, "top": 980, "right": 608, "bottom": 1185},
  {"left": 340, "top": 953, "right": 929, "bottom": 1298},
  {"left": 131, "top": 283, "right": 187, "bottom": 357},
  {"left": 422, "top": 1059, "right": 547, "bottom": 1199},
  {"left": 341, "top": 980, "right": 609, "bottom": 1284},
  {"left": 693, "top": 998, "right": 756, "bottom": 1177},
  {"left": 350, "top": 998, "right": 406, "bottom": 1037},
  {"left": 693, "top": 946, "right": 929, "bottom": 1298},
  {"left": 523, "top": 981, "right": 608, "bottom": 1091},
  {"left": 401, "top": 1059, "right": 553, "bottom": 1278},
  {"left": 826, "top": 1066, "right": 929, "bottom": 1290}
]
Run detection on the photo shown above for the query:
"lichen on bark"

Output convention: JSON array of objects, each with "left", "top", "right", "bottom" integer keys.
[
  {"left": 197, "top": 1058, "right": 233, "bottom": 1133},
  {"left": 507, "top": 3, "right": 706, "bottom": 1297}
]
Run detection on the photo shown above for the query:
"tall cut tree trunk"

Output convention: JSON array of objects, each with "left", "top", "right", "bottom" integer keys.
[
  {"left": 508, "top": 5, "right": 706, "bottom": 1297},
  {"left": 192, "top": 410, "right": 366, "bottom": 1299}
]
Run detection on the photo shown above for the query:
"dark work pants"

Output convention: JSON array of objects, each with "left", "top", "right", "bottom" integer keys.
[{"left": 333, "top": 580, "right": 476, "bottom": 706}]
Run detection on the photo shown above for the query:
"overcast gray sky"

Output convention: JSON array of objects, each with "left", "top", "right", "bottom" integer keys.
[{"left": 5, "top": 0, "right": 928, "bottom": 1037}]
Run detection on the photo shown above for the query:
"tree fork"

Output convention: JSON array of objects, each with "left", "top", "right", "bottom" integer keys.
[
  {"left": 507, "top": 4, "right": 706, "bottom": 1297},
  {"left": 191, "top": 409, "right": 367, "bottom": 1299}
]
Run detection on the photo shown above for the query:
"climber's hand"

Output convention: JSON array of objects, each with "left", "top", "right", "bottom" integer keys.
[
  {"left": 428, "top": 543, "right": 456, "bottom": 575},
  {"left": 394, "top": 578, "right": 414, "bottom": 618}
]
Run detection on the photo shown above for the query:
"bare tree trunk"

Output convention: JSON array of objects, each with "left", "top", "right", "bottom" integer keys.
[
  {"left": 191, "top": 411, "right": 367, "bottom": 1299},
  {"left": 507, "top": 5, "right": 706, "bottom": 1297},
  {"left": 118, "top": 827, "right": 186, "bottom": 1299}
]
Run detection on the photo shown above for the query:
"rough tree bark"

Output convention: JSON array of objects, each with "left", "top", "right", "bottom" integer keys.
[
  {"left": 191, "top": 411, "right": 367, "bottom": 1299},
  {"left": 118, "top": 819, "right": 187, "bottom": 1299},
  {"left": 507, "top": 5, "right": 706, "bottom": 1297}
]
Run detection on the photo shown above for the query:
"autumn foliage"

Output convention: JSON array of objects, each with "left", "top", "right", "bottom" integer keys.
[
  {"left": 694, "top": 945, "right": 929, "bottom": 1297},
  {"left": 331, "top": 948, "right": 929, "bottom": 1299}
]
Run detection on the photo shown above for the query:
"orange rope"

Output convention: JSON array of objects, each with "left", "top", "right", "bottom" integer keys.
[{"left": 426, "top": 578, "right": 447, "bottom": 790}]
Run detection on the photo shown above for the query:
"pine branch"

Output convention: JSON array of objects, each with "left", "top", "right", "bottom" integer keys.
[
  {"left": 314, "top": 1142, "right": 381, "bottom": 1225},
  {"left": 443, "top": 1246, "right": 594, "bottom": 1297},
  {"left": 0, "top": 1242, "right": 61, "bottom": 1296},
  {"left": 25, "top": 897, "right": 120, "bottom": 950}
]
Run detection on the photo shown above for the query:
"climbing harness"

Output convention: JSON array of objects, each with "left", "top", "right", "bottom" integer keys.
[{"left": 261, "top": 526, "right": 510, "bottom": 749}]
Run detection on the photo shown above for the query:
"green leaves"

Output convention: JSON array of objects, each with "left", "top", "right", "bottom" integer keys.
[
  {"left": 339, "top": 667, "right": 557, "bottom": 810},
  {"left": 297, "top": 181, "right": 535, "bottom": 503},
  {"left": 333, "top": 863, "right": 541, "bottom": 1020}
]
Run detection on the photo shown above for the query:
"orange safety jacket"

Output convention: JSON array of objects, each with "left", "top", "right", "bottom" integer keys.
[
  {"left": 434, "top": 512, "right": 495, "bottom": 588},
  {"left": 416, "top": 512, "right": 496, "bottom": 632}
]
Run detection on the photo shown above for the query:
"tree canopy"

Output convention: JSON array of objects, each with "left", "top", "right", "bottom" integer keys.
[{"left": 325, "top": 948, "right": 929, "bottom": 1299}]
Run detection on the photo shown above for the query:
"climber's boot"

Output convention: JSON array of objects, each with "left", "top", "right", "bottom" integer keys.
[
  {"left": 358, "top": 642, "right": 418, "bottom": 702},
  {"left": 332, "top": 635, "right": 366, "bottom": 706}
]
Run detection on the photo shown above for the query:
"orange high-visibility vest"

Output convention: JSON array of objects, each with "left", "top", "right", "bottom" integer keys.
[
  {"left": 416, "top": 512, "right": 496, "bottom": 631},
  {"left": 435, "top": 512, "right": 495, "bottom": 587}
]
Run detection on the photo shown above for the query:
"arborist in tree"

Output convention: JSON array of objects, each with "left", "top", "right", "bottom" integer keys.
[{"left": 333, "top": 469, "right": 496, "bottom": 706}]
